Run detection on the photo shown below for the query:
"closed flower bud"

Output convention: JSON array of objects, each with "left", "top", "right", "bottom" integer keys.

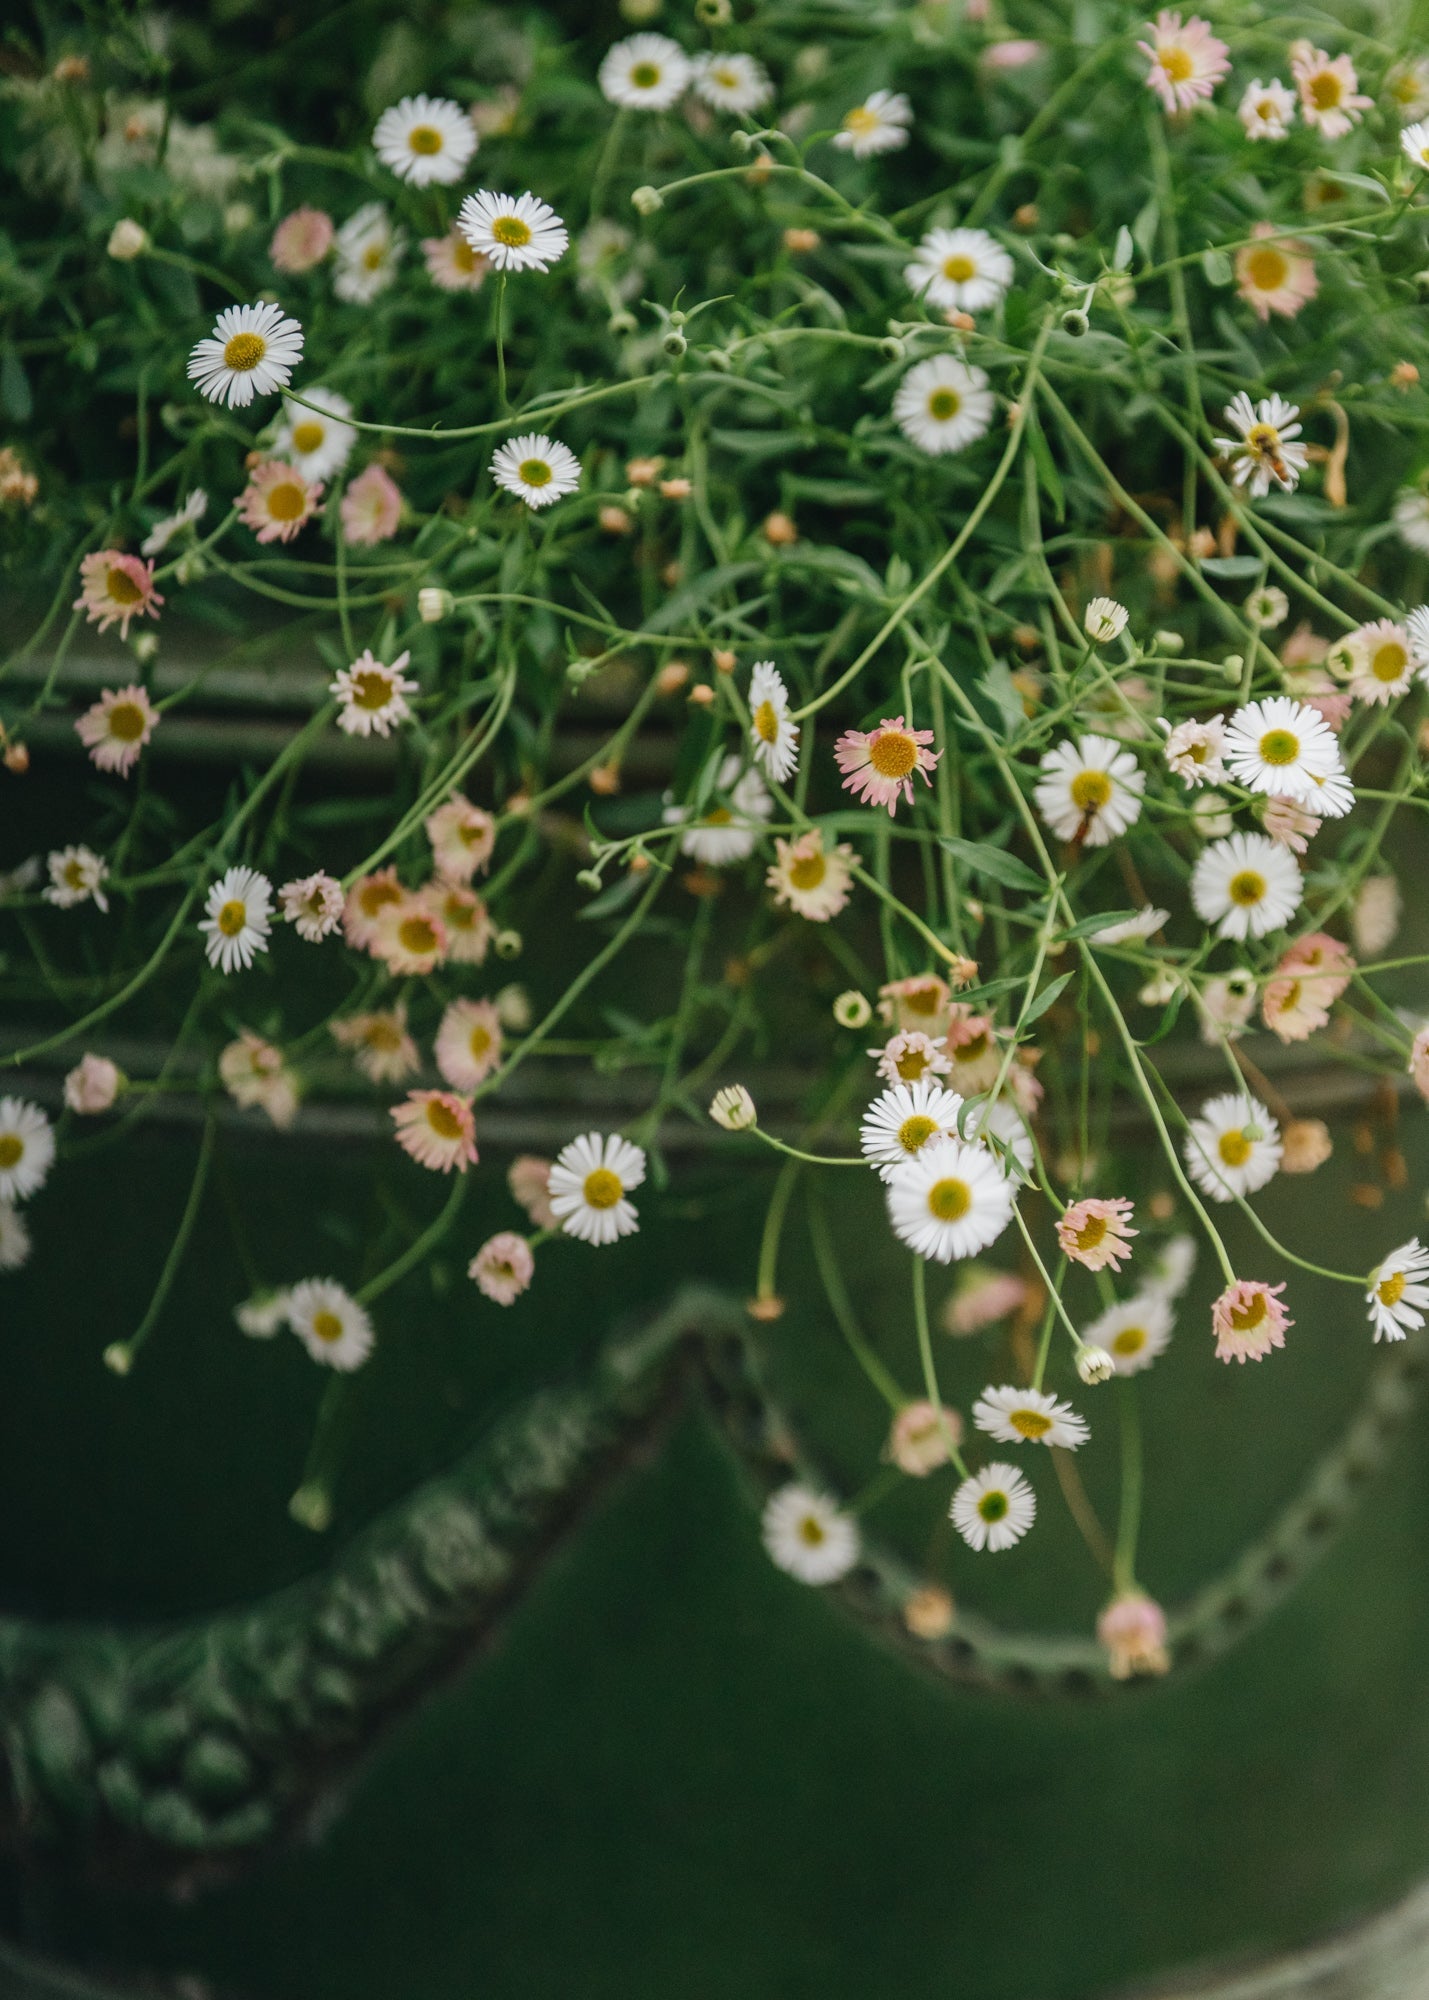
[
  {"left": 878, "top": 335, "right": 905, "bottom": 361},
  {"left": 662, "top": 328, "right": 687, "bottom": 358},
  {"left": 1061, "top": 306, "right": 1090, "bottom": 337},
  {"left": 631, "top": 185, "right": 664, "bottom": 217},
  {"left": 833, "top": 989, "right": 872, "bottom": 1029},
  {"left": 709, "top": 1084, "right": 757, "bottom": 1131},
  {"left": 494, "top": 928, "right": 523, "bottom": 959},
  {"left": 1076, "top": 1344, "right": 1117, "bottom": 1386},
  {"left": 107, "top": 219, "right": 149, "bottom": 261},
  {"left": 418, "top": 587, "right": 453, "bottom": 624}
]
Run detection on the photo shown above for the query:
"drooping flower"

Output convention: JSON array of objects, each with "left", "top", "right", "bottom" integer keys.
[
  {"left": 1366, "top": 1239, "right": 1429, "bottom": 1343},
  {"left": 872, "top": 1030, "right": 953, "bottom": 1087},
  {"left": 237, "top": 458, "right": 322, "bottom": 545},
  {"left": 1235, "top": 225, "right": 1317, "bottom": 322},
  {"left": 73, "top": 552, "right": 163, "bottom": 641},
  {"left": 198, "top": 864, "right": 272, "bottom": 973},
  {"left": 691, "top": 52, "right": 772, "bottom": 113},
  {"left": 886, "top": 1135, "right": 1015, "bottom": 1263},
  {"left": 1098, "top": 1593, "right": 1170, "bottom": 1678},
  {"left": 904, "top": 227, "right": 1014, "bottom": 314},
  {"left": 1034, "top": 735, "right": 1145, "bottom": 846},
  {"left": 878, "top": 975, "right": 953, "bottom": 1036},
  {"left": 943, "top": 1267, "right": 1029, "bottom": 1336},
  {"left": 333, "top": 202, "right": 404, "bottom": 303},
  {"left": 548, "top": 1131, "right": 647, "bottom": 1245},
  {"left": 279, "top": 872, "right": 344, "bottom": 942},
  {"left": 892, "top": 355, "right": 994, "bottom": 455},
  {"left": 509, "top": 1155, "right": 557, "bottom": 1230},
  {"left": 834, "top": 715, "right": 941, "bottom": 815},
  {"left": 887, "top": 1401, "right": 962, "bottom": 1476},
  {"left": 236, "top": 1291, "right": 290, "bottom": 1338},
  {"left": 330, "top": 649, "right": 418, "bottom": 737},
  {"left": 270, "top": 206, "right": 334, "bottom": 273},
  {"left": 747, "top": 660, "right": 799, "bottom": 782},
  {"left": 1290, "top": 43, "right": 1371, "bottom": 138},
  {"left": 469, "top": 1232, "right": 535, "bottom": 1305},
  {"left": 860, "top": 1078, "right": 966, "bottom": 1180},
  {"left": 64, "top": 1053, "right": 122, "bottom": 1115},
  {"left": 426, "top": 796, "right": 497, "bottom": 881},
  {"left": 188, "top": 302, "right": 303, "bottom": 408},
  {"left": 1261, "top": 795, "right": 1321, "bottom": 855},
  {"left": 341, "top": 866, "right": 405, "bottom": 951},
  {"left": 457, "top": 190, "right": 569, "bottom": 274},
  {"left": 709, "top": 1084, "right": 757, "bottom": 1131},
  {"left": 972, "top": 1384, "right": 1088, "bottom": 1450},
  {"left": 1084, "top": 597, "right": 1129, "bottom": 644},
  {"left": 391, "top": 1090, "right": 478, "bottom": 1173},
  {"left": 1394, "top": 490, "right": 1429, "bottom": 554},
  {"left": 1211, "top": 1278, "right": 1292, "bottom": 1363},
  {"left": 1191, "top": 832, "right": 1302, "bottom": 941},
  {"left": 44, "top": 844, "right": 109, "bottom": 911},
  {"left": 1238, "top": 77, "right": 1296, "bottom": 139},
  {"left": 1081, "top": 1294, "right": 1173, "bottom": 1377},
  {"left": 372, "top": 94, "right": 477, "bottom": 186},
  {"left": 951, "top": 1461, "right": 1036, "bottom": 1551},
  {"left": 1410, "top": 1026, "right": 1429, "bottom": 1102},
  {"left": 941, "top": 1008, "right": 1002, "bottom": 1095},
  {"left": 762, "top": 1484, "right": 861, "bottom": 1584},
  {"left": 1057, "top": 1196, "right": 1137, "bottom": 1272},
  {"left": 490, "top": 433, "right": 581, "bottom": 509},
  {"left": 422, "top": 881, "right": 492, "bottom": 965},
  {"left": 330, "top": 1005, "right": 419, "bottom": 1084},
  {"left": 340, "top": 462, "right": 403, "bottom": 544},
  {"left": 1184, "top": 1091, "right": 1282, "bottom": 1202},
  {"left": 832, "top": 89, "right": 912, "bottom": 158},
  {"left": 218, "top": 1031, "right": 298, "bottom": 1130},
  {"left": 599, "top": 33, "right": 691, "bottom": 111},
  {"left": 1214, "top": 393, "right": 1310, "bottom": 498},
  {"left": 369, "top": 896, "right": 447, "bottom": 976},
  {"left": 422, "top": 228, "right": 490, "bottom": 293},
  {"left": 435, "top": 998, "right": 504, "bottom": 1093},
  {"left": 272, "top": 387, "right": 356, "bottom": 483},
  {"left": 766, "top": 830, "right": 854, "bottom": 921},
  {"left": 1138, "top": 11, "right": 1230, "bottom": 112},
  {"left": 664, "top": 753, "right": 772, "bottom": 864},
  {"left": 1352, "top": 874, "right": 1402, "bottom": 957},
  {"left": 0, "top": 1098, "right": 54, "bottom": 1203},
  {"left": 140, "top": 489, "right": 208, "bottom": 557},
  {"left": 1280, "top": 1117, "right": 1332, "bottom": 1174},
  {"left": 286, "top": 1278, "right": 374, "bottom": 1371},
  {"left": 0, "top": 1202, "right": 30, "bottom": 1273},
  {"left": 1163, "top": 716, "right": 1226, "bottom": 786}
]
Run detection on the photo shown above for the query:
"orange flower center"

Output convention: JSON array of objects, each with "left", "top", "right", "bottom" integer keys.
[
  {"left": 1246, "top": 247, "right": 1289, "bottom": 291},
  {"left": 868, "top": 730, "right": 919, "bottom": 779},
  {"left": 266, "top": 479, "right": 308, "bottom": 522}
]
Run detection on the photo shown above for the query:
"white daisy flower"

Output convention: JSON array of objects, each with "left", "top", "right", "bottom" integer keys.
[
  {"left": 330, "top": 649, "right": 419, "bottom": 737},
  {"left": 1407, "top": 604, "right": 1429, "bottom": 672},
  {"left": 1085, "top": 596, "right": 1129, "bottom": 643},
  {"left": 285, "top": 1278, "right": 375, "bottom": 1371},
  {"left": 892, "top": 354, "right": 994, "bottom": 455},
  {"left": 663, "top": 753, "right": 772, "bottom": 865},
  {"left": 187, "top": 302, "right": 304, "bottom": 410},
  {"left": 44, "top": 844, "right": 109, "bottom": 912},
  {"left": 747, "top": 659, "right": 799, "bottom": 781},
  {"left": 1346, "top": 619, "right": 1415, "bottom": 705},
  {"left": 0, "top": 1098, "right": 54, "bottom": 1203},
  {"left": 951, "top": 1461, "right": 1036, "bottom": 1552},
  {"left": 140, "top": 488, "right": 208, "bottom": 557},
  {"left": 1238, "top": 77, "right": 1296, "bottom": 139},
  {"left": 1366, "top": 1239, "right": 1429, "bottom": 1342},
  {"left": 972, "top": 1384, "right": 1089, "bottom": 1450},
  {"left": 599, "top": 33, "right": 692, "bottom": 111},
  {"left": 1090, "top": 906, "right": 1169, "bottom": 946},
  {"left": 832, "top": 88, "right": 912, "bottom": 158},
  {"left": 1224, "top": 696, "right": 1348, "bottom": 810},
  {"left": 372, "top": 94, "right": 477, "bottom": 187},
  {"left": 1184, "top": 1091, "right": 1282, "bottom": 1202},
  {"left": 198, "top": 864, "right": 273, "bottom": 973},
  {"left": 904, "top": 227, "right": 1014, "bottom": 314},
  {"left": 333, "top": 203, "right": 404, "bottom": 304},
  {"left": 1191, "top": 832, "right": 1302, "bottom": 941},
  {"left": 1145, "top": 1232, "right": 1197, "bottom": 1299},
  {"left": 886, "top": 1135, "right": 1015, "bottom": 1263},
  {"left": 960, "top": 1097, "right": 1035, "bottom": 1182},
  {"left": 1163, "top": 717, "right": 1227, "bottom": 787},
  {"left": 709, "top": 1084, "right": 757, "bottom": 1131},
  {"left": 1082, "top": 1294, "right": 1173, "bottom": 1376},
  {"left": 272, "top": 388, "right": 356, "bottom": 483},
  {"left": 692, "top": 52, "right": 773, "bottom": 114},
  {"left": 489, "top": 433, "right": 581, "bottom": 509},
  {"left": 1395, "top": 490, "right": 1429, "bottom": 554},
  {"left": 236, "top": 1291, "right": 290, "bottom": 1337},
  {"left": 0, "top": 1200, "right": 31, "bottom": 1272},
  {"left": 860, "top": 1078, "right": 966, "bottom": 1181},
  {"left": 548, "top": 1131, "right": 647, "bottom": 1246},
  {"left": 1213, "top": 392, "right": 1310, "bottom": 498},
  {"left": 762, "top": 1483, "right": 860, "bottom": 1584},
  {"left": 1033, "top": 734, "right": 1145, "bottom": 846},
  {"left": 1245, "top": 584, "right": 1290, "bottom": 629},
  {"left": 457, "top": 190, "right": 569, "bottom": 273}
]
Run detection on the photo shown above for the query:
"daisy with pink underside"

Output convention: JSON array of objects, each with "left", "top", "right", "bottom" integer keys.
[
  {"left": 330, "top": 650, "right": 419, "bottom": 737},
  {"left": 270, "top": 207, "right": 333, "bottom": 273},
  {"left": 74, "top": 551, "right": 164, "bottom": 639},
  {"left": 330, "top": 1005, "right": 419, "bottom": 1084},
  {"left": 871, "top": 1030, "right": 954, "bottom": 1086},
  {"left": 340, "top": 462, "right": 402, "bottom": 545},
  {"left": 1057, "top": 1196, "right": 1137, "bottom": 1272},
  {"left": 369, "top": 896, "right": 447, "bottom": 975},
  {"left": 878, "top": 974, "right": 953, "bottom": 1036},
  {"left": 1235, "top": 225, "right": 1317, "bottom": 323},
  {"left": 1138, "top": 12, "right": 1230, "bottom": 113},
  {"left": 1290, "top": 43, "right": 1371, "bottom": 138},
  {"left": 426, "top": 796, "right": 497, "bottom": 881},
  {"left": 833, "top": 715, "right": 941, "bottom": 815},
  {"left": 469, "top": 1233, "right": 534, "bottom": 1305},
  {"left": 510, "top": 1155, "right": 558, "bottom": 1230},
  {"left": 435, "top": 998, "right": 504, "bottom": 1092},
  {"left": 391, "top": 1090, "right": 478, "bottom": 1172},
  {"left": 342, "top": 866, "right": 405, "bottom": 949},
  {"left": 279, "top": 872, "right": 344, "bottom": 942},
  {"left": 1211, "top": 1279, "right": 1292, "bottom": 1363},
  {"left": 236, "top": 459, "right": 322, "bottom": 544},
  {"left": 422, "top": 229, "right": 490, "bottom": 293},
  {"left": 421, "top": 881, "right": 492, "bottom": 964},
  {"left": 75, "top": 684, "right": 160, "bottom": 776}
]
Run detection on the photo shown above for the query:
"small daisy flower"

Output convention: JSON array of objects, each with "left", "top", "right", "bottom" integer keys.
[
  {"left": 1224, "top": 696, "right": 1347, "bottom": 808},
  {"left": 1245, "top": 585, "right": 1290, "bottom": 631},
  {"left": 709, "top": 1084, "right": 757, "bottom": 1131},
  {"left": 199, "top": 864, "right": 273, "bottom": 973},
  {"left": 887, "top": 1400, "right": 962, "bottom": 1477},
  {"left": 878, "top": 975, "right": 954, "bottom": 1036},
  {"left": 286, "top": 1278, "right": 374, "bottom": 1371},
  {"left": 0, "top": 1098, "right": 54, "bottom": 1203},
  {"left": 1402, "top": 118, "right": 1429, "bottom": 170},
  {"left": 187, "top": 301, "right": 303, "bottom": 409},
  {"left": 1138, "top": 11, "right": 1230, "bottom": 112},
  {"left": 834, "top": 714, "right": 941, "bottom": 815},
  {"left": 372, "top": 94, "right": 477, "bottom": 187},
  {"left": 1085, "top": 597, "right": 1129, "bottom": 644},
  {"left": 1034, "top": 734, "right": 1145, "bottom": 846},
  {"left": 510, "top": 1154, "right": 557, "bottom": 1230},
  {"left": 747, "top": 660, "right": 799, "bottom": 781},
  {"left": 331, "top": 1005, "right": 419, "bottom": 1085},
  {"left": 1366, "top": 1240, "right": 1429, "bottom": 1342},
  {"left": 426, "top": 797, "right": 497, "bottom": 882},
  {"left": 832, "top": 88, "right": 912, "bottom": 158},
  {"left": 860, "top": 1078, "right": 966, "bottom": 1180},
  {"left": 1277, "top": 929, "right": 1354, "bottom": 999},
  {"left": 873, "top": 1030, "right": 954, "bottom": 1087},
  {"left": 236, "top": 1291, "right": 289, "bottom": 1338},
  {"left": 421, "top": 227, "right": 490, "bottom": 293},
  {"left": 370, "top": 897, "right": 447, "bottom": 976},
  {"left": 340, "top": 462, "right": 403, "bottom": 545},
  {"left": 75, "top": 682, "right": 160, "bottom": 777},
  {"left": 279, "top": 871, "right": 343, "bottom": 942},
  {"left": 548, "top": 1131, "right": 647, "bottom": 1246},
  {"left": 691, "top": 51, "right": 773, "bottom": 114},
  {"left": 1281, "top": 1116, "right": 1333, "bottom": 1173},
  {"left": 1235, "top": 225, "right": 1317, "bottom": 322},
  {"left": 333, "top": 202, "right": 404, "bottom": 303},
  {"left": 1291, "top": 44, "right": 1371, "bottom": 138},
  {"left": 1346, "top": 619, "right": 1414, "bottom": 704},
  {"left": 1098, "top": 1593, "right": 1170, "bottom": 1678},
  {"left": 1082, "top": 1294, "right": 1173, "bottom": 1377},
  {"left": 218, "top": 1031, "right": 297, "bottom": 1130},
  {"left": 44, "top": 844, "right": 109, "bottom": 911},
  {"left": 422, "top": 881, "right": 492, "bottom": 965},
  {"left": 1261, "top": 967, "right": 1330, "bottom": 1043},
  {"left": 342, "top": 867, "right": 405, "bottom": 951},
  {"left": 330, "top": 649, "right": 418, "bottom": 737},
  {"left": 1211, "top": 1278, "right": 1292, "bottom": 1364},
  {"left": 1163, "top": 717, "right": 1227, "bottom": 787},
  {"left": 951, "top": 1461, "right": 1036, "bottom": 1552},
  {"left": 886, "top": 1135, "right": 1015, "bottom": 1263},
  {"left": 664, "top": 754, "right": 772, "bottom": 864},
  {"left": 1184, "top": 1091, "right": 1282, "bottom": 1202},
  {"left": 237, "top": 458, "right": 322, "bottom": 545},
  {"left": 435, "top": 998, "right": 504, "bottom": 1093},
  {"left": 469, "top": 1232, "right": 535, "bottom": 1306},
  {"left": 1089, "top": 906, "right": 1169, "bottom": 947},
  {"left": 1214, "top": 393, "right": 1310, "bottom": 498},
  {"left": 762, "top": 1484, "right": 861, "bottom": 1585},
  {"left": 1057, "top": 1196, "right": 1137, "bottom": 1272},
  {"left": 766, "top": 830, "right": 854, "bottom": 922},
  {"left": 1192, "top": 832, "right": 1303, "bottom": 941},
  {"left": 1395, "top": 490, "right": 1429, "bottom": 554},
  {"left": 599, "top": 33, "right": 691, "bottom": 111},
  {"left": 392, "top": 1090, "right": 478, "bottom": 1173},
  {"left": 1238, "top": 77, "right": 1296, "bottom": 139},
  {"left": 73, "top": 552, "right": 163, "bottom": 641},
  {"left": 141, "top": 489, "right": 208, "bottom": 557},
  {"left": 892, "top": 355, "right": 994, "bottom": 456},
  {"left": 904, "top": 227, "right": 1014, "bottom": 314},
  {"left": 270, "top": 206, "right": 334, "bottom": 273},
  {"left": 1391, "top": 61, "right": 1429, "bottom": 122},
  {"left": 272, "top": 388, "right": 356, "bottom": 483},
  {"left": 0, "top": 1202, "right": 31, "bottom": 1272},
  {"left": 490, "top": 433, "right": 580, "bottom": 509},
  {"left": 944, "top": 1267, "right": 1029, "bottom": 1336},
  {"left": 457, "top": 190, "right": 569, "bottom": 274},
  {"left": 941, "top": 1008, "right": 1002, "bottom": 1096},
  {"left": 973, "top": 1384, "right": 1088, "bottom": 1450},
  {"left": 1353, "top": 873, "right": 1402, "bottom": 957}
]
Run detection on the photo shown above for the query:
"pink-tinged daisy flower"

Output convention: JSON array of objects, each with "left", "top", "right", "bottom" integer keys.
[
  {"left": 422, "top": 881, "right": 493, "bottom": 964},
  {"left": 1346, "top": 619, "right": 1414, "bottom": 705},
  {"left": 236, "top": 458, "right": 322, "bottom": 545},
  {"left": 199, "top": 864, "right": 273, "bottom": 973},
  {"left": 1212, "top": 1278, "right": 1292, "bottom": 1363},
  {"left": 75, "top": 683, "right": 159, "bottom": 776},
  {"left": 878, "top": 975, "right": 954, "bottom": 1035},
  {"left": 1098, "top": 1593, "right": 1170, "bottom": 1679},
  {"left": 369, "top": 896, "right": 447, "bottom": 975},
  {"left": 270, "top": 207, "right": 334, "bottom": 273},
  {"left": 44, "top": 844, "right": 109, "bottom": 911},
  {"left": 73, "top": 551, "right": 163, "bottom": 640},
  {"left": 1237, "top": 77, "right": 1296, "bottom": 140},
  {"left": 1138, "top": 12, "right": 1230, "bottom": 113},
  {"left": 1278, "top": 930, "right": 1354, "bottom": 1000},
  {"left": 1057, "top": 1196, "right": 1138, "bottom": 1271},
  {"left": 425, "top": 796, "right": 497, "bottom": 881},
  {"left": 340, "top": 462, "right": 402, "bottom": 545},
  {"left": 330, "top": 649, "right": 418, "bottom": 737},
  {"left": 509, "top": 1155, "right": 557, "bottom": 1230},
  {"left": 279, "top": 871, "right": 344, "bottom": 942},
  {"left": 871, "top": 1030, "right": 954, "bottom": 1086},
  {"left": 218, "top": 1030, "right": 298, "bottom": 1130},
  {"left": 63, "top": 1053, "right": 122, "bottom": 1116},
  {"left": 1290, "top": 43, "right": 1372, "bottom": 138},
  {"left": 1163, "top": 717, "right": 1226, "bottom": 787},
  {"left": 435, "top": 997, "right": 504, "bottom": 1092},
  {"left": 548, "top": 1131, "right": 647, "bottom": 1246},
  {"left": 391, "top": 1089, "right": 478, "bottom": 1173},
  {"left": 286, "top": 1279, "right": 374, "bottom": 1371},
  {"left": 942, "top": 1267, "right": 1029, "bottom": 1335},
  {"left": 766, "top": 830, "right": 854, "bottom": 922},
  {"left": 1411, "top": 1026, "right": 1429, "bottom": 1102},
  {"left": 468, "top": 1232, "right": 534, "bottom": 1305},
  {"left": 833, "top": 714, "right": 941, "bottom": 815},
  {"left": 886, "top": 1400, "right": 963, "bottom": 1476},
  {"left": 1261, "top": 968, "right": 1330, "bottom": 1044},
  {"left": 421, "top": 228, "right": 490, "bottom": 293},
  {"left": 342, "top": 867, "right": 406, "bottom": 950},
  {"left": 1261, "top": 795, "right": 1321, "bottom": 855},
  {"left": 1235, "top": 225, "right": 1317, "bottom": 323},
  {"left": 330, "top": 1004, "right": 419, "bottom": 1084},
  {"left": 943, "top": 1006, "right": 1001, "bottom": 1094}
]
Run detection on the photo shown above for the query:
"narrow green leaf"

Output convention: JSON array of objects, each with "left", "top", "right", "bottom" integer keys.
[
  {"left": 1022, "top": 969, "right": 1075, "bottom": 1023},
  {"left": 940, "top": 837, "right": 1046, "bottom": 894}
]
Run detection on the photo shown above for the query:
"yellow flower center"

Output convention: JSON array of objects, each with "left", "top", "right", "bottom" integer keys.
[
  {"left": 266, "top": 479, "right": 308, "bottom": 522},
  {"left": 1228, "top": 870, "right": 1266, "bottom": 907},
  {"left": 788, "top": 851, "right": 827, "bottom": 891},
  {"left": 844, "top": 106, "right": 878, "bottom": 134},
  {"left": 927, "top": 1176, "right": 971, "bottom": 1221},
  {"left": 1379, "top": 1271, "right": 1407, "bottom": 1308},
  {"left": 291, "top": 421, "right": 325, "bottom": 455},
  {"left": 1159, "top": 45, "right": 1195, "bottom": 82},
  {"left": 753, "top": 699, "right": 780, "bottom": 743},
  {"left": 1245, "top": 422, "right": 1281, "bottom": 457},
  {"left": 1372, "top": 641, "right": 1408, "bottom": 682},
  {"left": 953, "top": 1030, "right": 990, "bottom": 1063},
  {"left": 1218, "top": 1128, "right": 1252, "bottom": 1167},
  {"left": 311, "top": 1309, "right": 344, "bottom": 1343},
  {"left": 942, "top": 254, "right": 977, "bottom": 283},
  {"left": 64, "top": 862, "right": 86, "bottom": 889},
  {"left": 451, "top": 236, "right": 480, "bottom": 273},
  {"left": 468, "top": 1023, "right": 492, "bottom": 1060},
  {"left": 365, "top": 1017, "right": 403, "bottom": 1050},
  {"left": 362, "top": 241, "right": 387, "bottom": 271},
  {"left": 798, "top": 1514, "right": 827, "bottom": 1545},
  {"left": 583, "top": 1166, "right": 623, "bottom": 1209},
  {"left": 868, "top": 730, "right": 919, "bottom": 779},
  {"left": 492, "top": 214, "right": 532, "bottom": 247},
  {"left": 217, "top": 899, "right": 248, "bottom": 937},
  {"left": 1246, "top": 247, "right": 1289, "bottom": 291},
  {"left": 1075, "top": 1213, "right": 1108, "bottom": 1249},
  {"left": 0, "top": 1135, "right": 22, "bottom": 1168},
  {"left": 107, "top": 699, "right": 147, "bottom": 741},
  {"left": 1112, "top": 1325, "right": 1146, "bottom": 1355},
  {"left": 977, "top": 1489, "right": 1009, "bottom": 1522},
  {"left": 630, "top": 61, "right": 661, "bottom": 88},
  {"left": 223, "top": 331, "right": 266, "bottom": 372},
  {"left": 398, "top": 915, "right": 440, "bottom": 955},
  {"left": 1258, "top": 728, "right": 1300, "bottom": 766},
  {"left": 360, "top": 880, "right": 402, "bottom": 917},
  {"left": 1308, "top": 71, "right": 1342, "bottom": 109},
  {"left": 905, "top": 986, "right": 940, "bottom": 1016},
  {"left": 519, "top": 458, "right": 552, "bottom": 487},
  {"left": 444, "top": 897, "right": 478, "bottom": 931},
  {"left": 897, "top": 1114, "right": 939, "bottom": 1154},
  {"left": 426, "top": 1099, "right": 465, "bottom": 1140},
  {"left": 711, "top": 66, "right": 738, "bottom": 89},
  {"left": 896, "top": 1049, "right": 930, "bottom": 1082},
  {"left": 407, "top": 124, "right": 443, "bottom": 154},
  {"left": 352, "top": 669, "right": 394, "bottom": 709},
  {"left": 1070, "top": 770, "right": 1112, "bottom": 813},
  {"left": 927, "top": 388, "right": 962, "bottom": 421},
  {"left": 106, "top": 568, "right": 144, "bottom": 607},
  {"left": 1230, "top": 1292, "right": 1268, "bottom": 1332},
  {"left": 1009, "top": 1408, "right": 1052, "bottom": 1439}
]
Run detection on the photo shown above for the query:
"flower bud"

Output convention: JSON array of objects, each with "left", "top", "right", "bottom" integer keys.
[
  {"left": 1060, "top": 307, "right": 1090, "bottom": 337},
  {"left": 107, "top": 219, "right": 149, "bottom": 262},
  {"left": 418, "top": 587, "right": 453, "bottom": 624},
  {"left": 494, "top": 928, "right": 523, "bottom": 959},
  {"left": 878, "top": 335, "right": 905, "bottom": 362},
  {"left": 64, "top": 1053, "right": 123, "bottom": 1115},
  {"left": 1076, "top": 1344, "right": 1116, "bottom": 1386},
  {"left": 662, "top": 329, "right": 687, "bottom": 358},
  {"left": 576, "top": 868, "right": 603, "bottom": 893},
  {"left": 608, "top": 309, "right": 638, "bottom": 336},
  {"left": 833, "top": 990, "right": 872, "bottom": 1029},
  {"left": 631, "top": 185, "right": 663, "bottom": 217},
  {"left": 709, "top": 1084, "right": 757, "bottom": 1131}
]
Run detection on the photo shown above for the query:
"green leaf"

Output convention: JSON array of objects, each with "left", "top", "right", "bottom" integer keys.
[
  {"left": 1025, "top": 409, "right": 1065, "bottom": 523},
  {"left": 0, "top": 348, "right": 31, "bottom": 423},
  {"left": 1022, "top": 969, "right": 1075, "bottom": 1024},
  {"left": 576, "top": 871, "right": 648, "bottom": 922},
  {"left": 939, "top": 837, "right": 1046, "bottom": 894},
  {"left": 1199, "top": 554, "right": 1263, "bottom": 580},
  {"left": 1113, "top": 226, "right": 1134, "bottom": 272},
  {"left": 1200, "top": 248, "right": 1233, "bottom": 288},
  {"left": 1059, "top": 908, "right": 1142, "bottom": 939}
]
